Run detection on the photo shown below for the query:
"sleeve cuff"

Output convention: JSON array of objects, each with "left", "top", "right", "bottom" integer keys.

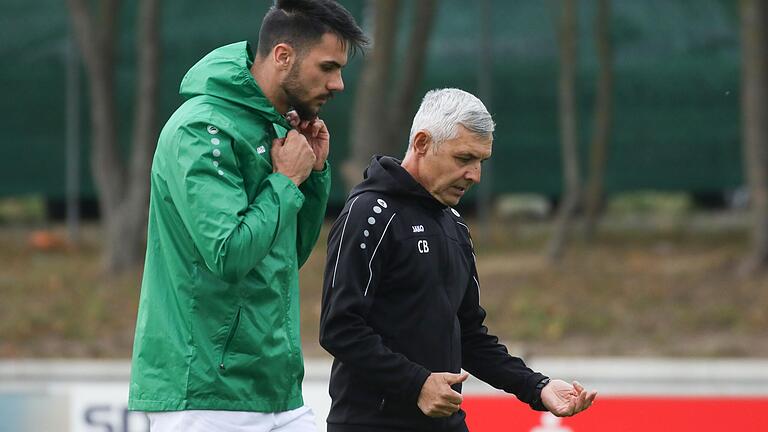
[
  {"left": 267, "top": 172, "right": 305, "bottom": 212},
  {"left": 300, "top": 161, "right": 331, "bottom": 197},
  {"left": 528, "top": 376, "right": 551, "bottom": 411},
  {"left": 403, "top": 366, "right": 432, "bottom": 405},
  {"left": 311, "top": 160, "right": 330, "bottom": 175}
]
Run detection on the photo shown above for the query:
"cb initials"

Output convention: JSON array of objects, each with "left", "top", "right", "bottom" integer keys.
[{"left": 417, "top": 239, "right": 430, "bottom": 254}]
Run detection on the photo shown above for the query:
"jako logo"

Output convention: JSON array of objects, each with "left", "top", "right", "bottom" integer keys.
[{"left": 412, "top": 225, "right": 424, "bottom": 233}]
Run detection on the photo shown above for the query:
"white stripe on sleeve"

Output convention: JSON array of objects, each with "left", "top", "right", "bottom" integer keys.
[
  {"left": 331, "top": 196, "right": 360, "bottom": 288},
  {"left": 364, "top": 213, "right": 397, "bottom": 296}
]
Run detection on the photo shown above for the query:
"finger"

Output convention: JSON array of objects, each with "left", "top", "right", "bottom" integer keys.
[
  {"left": 586, "top": 390, "right": 598, "bottom": 403},
  {"left": 286, "top": 111, "right": 300, "bottom": 127},
  {"left": 572, "top": 381, "right": 585, "bottom": 393},
  {"left": 311, "top": 120, "right": 322, "bottom": 138},
  {"left": 573, "top": 388, "right": 590, "bottom": 413},
  {"left": 444, "top": 390, "right": 463, "bottom": 405},
  {"left": 300, "top": 120, "right": 310, "bottom": 130},
  {"left": 430, "top": 409, "right": 451, "bottom": 418},
  {"left": 444, "top": 372, "right": 469, "bottom": 385},
  {"left": 272, "top": 137, "right": 285, "bottom": 147},
  {"left": 436, "top": 401, "right": 461, "bottom": 415},
  {"left": 446, "top": 403, "right": 461, "bottom": 414},
  {"left": 312, "top": 118, "right": 327, "bottom": 135},
  {"left": 580, "top": 391, "right": 597, "bottom": 411}
]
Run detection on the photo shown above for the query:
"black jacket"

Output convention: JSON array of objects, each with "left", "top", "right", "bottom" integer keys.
[{"left": 319, "top": 156, "right": 547, "bottom": 432}]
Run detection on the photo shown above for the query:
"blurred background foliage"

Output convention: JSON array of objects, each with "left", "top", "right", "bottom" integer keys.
[{"left": 1, "top": 0, "right": 767, "bottom": 358}]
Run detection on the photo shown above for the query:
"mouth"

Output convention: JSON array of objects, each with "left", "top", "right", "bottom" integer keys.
[{"left": 452, "top": 186, "right": 468, "bottom": 195}]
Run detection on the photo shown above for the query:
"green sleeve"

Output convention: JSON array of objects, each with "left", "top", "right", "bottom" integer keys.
[
  {"left": 296, "top": 161, "right": 331, "bottom": 268},
  {"left": 165, "top": 122, "right": 305, "bottom": 283}
]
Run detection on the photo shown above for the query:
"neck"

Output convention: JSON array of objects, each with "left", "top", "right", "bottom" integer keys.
[
  {"left": 250, "top": 58, "right": 288, "bottom": 114},
  {"left": 400, "top": 152, "right": 422, "bottom": 185}
]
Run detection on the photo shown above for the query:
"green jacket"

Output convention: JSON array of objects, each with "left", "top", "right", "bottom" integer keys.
[{"left": 128, "top": 41, "right": 330, "bottom": 412}]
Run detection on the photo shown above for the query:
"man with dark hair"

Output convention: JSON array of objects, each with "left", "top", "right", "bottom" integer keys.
[
  {"left": 320, "top": 89, "right": 596, "bottom": 432},
  {"left": 128, "top": 1, "right": 366, "bottom": 431}
]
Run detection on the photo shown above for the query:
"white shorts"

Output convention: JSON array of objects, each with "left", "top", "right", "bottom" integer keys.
[{"left": 146, "top": 405, "right": 317, "bottom": 432}]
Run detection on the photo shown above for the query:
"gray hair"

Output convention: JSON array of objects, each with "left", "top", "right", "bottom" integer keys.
[{"left": 407, "top": 88, "right": 495, "bottom": 152}]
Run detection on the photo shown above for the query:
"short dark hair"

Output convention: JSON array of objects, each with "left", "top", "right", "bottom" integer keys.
[{"left": 257, "top": 0, "right": 368, "bottom": 58}]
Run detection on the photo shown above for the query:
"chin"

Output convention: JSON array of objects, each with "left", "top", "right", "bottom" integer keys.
[
  {"left": 294, "top": 108, "right": 319, "bottom": 121},
  {"left": 443, "top": 197, "right": 461, "bottom": 206}
]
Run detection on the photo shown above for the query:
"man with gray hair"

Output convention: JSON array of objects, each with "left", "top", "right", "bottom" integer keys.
[{"left": 319, "top": 88, "right": 596, "bottom": 431}]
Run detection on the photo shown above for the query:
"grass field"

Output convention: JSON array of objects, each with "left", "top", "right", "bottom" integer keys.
[{"left": 1, "top": 208, "right": 766, "bottom": 359}]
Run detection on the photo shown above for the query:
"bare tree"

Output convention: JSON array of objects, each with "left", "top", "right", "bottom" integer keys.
[
  {"left": 344, "top": 0, "right": 400, "bottom": 188},
  {"left": 547, "top": 0, "right": 581, "bottom": 261},
  {"left": 583, "top": 0, "right": 613, "bottom": 240},
  {"left": 740, "top": 0, "right": 768, "bottom": 273},
  {"left": 67, "top": 0, "right": 160, "bottom": 274},
  {"left": 344, "top": 0, "right": 438, "bottom": 188},
  {"left": 386, "top": 0, "right": 438, "bottom": 153}
]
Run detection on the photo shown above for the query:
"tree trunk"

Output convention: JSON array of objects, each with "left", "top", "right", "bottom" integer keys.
[
  {"left": 67, "top": 0, "right": 160, "bottom": 274},
  {"left": 583, "top": 0, "right": 613, "bottom": 240},
  {"left": 68, "top": 0, "right": 125, "bottom": 213},
  {"left": 739, "top": 0, "right": 768, "bottom": 273},
  {"left": 547, "top": 0, "right": 581, "bottom": 262},
  {"left": 386, "top": 0, "right": 438, "bottom": 156},
  {"left": 114, "top": 0, "right": 161, "bottom": 271},
  {"left": 343, "top": 0, "right": 401, "bottom": 189}
]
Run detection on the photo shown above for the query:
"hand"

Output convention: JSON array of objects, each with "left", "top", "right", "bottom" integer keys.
[
  {"left": 416, "top": 372, "right": 468, "bottom": 417},
  {"left": 271, "top": 130, "right": 316, "bottom": 186},
  {"left": 541, "top": 379, "right": 597, "bottom": 417},
  {"left": 286, "top": 110, "right": 329, "bottom": 171}
]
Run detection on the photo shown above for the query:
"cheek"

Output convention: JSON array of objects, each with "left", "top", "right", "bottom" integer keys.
[{"left": 436, "top": 164, "right": 458, "bottom": 184}]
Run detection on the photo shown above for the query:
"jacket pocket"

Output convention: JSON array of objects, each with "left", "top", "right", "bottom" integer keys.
[{"left": 218, "top": 306, "right": 242, "bottom": 370}]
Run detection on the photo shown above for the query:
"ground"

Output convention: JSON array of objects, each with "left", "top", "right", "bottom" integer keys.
[{"left": 1, "top": 209, "right": 766, "bottom": 359}]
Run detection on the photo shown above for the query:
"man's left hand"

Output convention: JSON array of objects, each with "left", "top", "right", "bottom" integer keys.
[
  {"left": 541, "top": 379, "right": 597, "bottom": 417},
  {"left": 286, "top": 111, "right": 329, "bottom": 171}
]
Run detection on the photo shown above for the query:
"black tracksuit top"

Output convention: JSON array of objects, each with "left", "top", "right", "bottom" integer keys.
[{"left": 320, "top": 156, "right": 547, "bottom": 432}]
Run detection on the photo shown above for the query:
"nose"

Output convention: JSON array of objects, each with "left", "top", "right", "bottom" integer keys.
[
  {"left": 465, "top": 163, "right": 481, "bottom": 183},
  {"left": 328, "top": 71, "right": 344, "bottom": 92}
]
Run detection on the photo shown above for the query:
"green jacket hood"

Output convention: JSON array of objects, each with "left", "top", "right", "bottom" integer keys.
[{"left": 179, "top": 41, "right": 289, "bottom": 129}]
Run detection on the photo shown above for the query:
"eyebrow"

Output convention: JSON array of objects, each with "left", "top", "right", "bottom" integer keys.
[
  {"left": 457, "top": 151, "right": 491, "bottom": 161},
  {"left": 321, "top": 60, "right": 344, "bottom": 69}
]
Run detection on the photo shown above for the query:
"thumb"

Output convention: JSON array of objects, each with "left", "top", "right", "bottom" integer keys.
[
  {"left": 272, "top": 137, "right": 285, "bottom": 147},
  {"left": 444, "top": 372, "right": 469, "bottom": 385}
]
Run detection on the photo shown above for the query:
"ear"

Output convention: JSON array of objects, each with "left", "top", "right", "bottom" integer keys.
[
  {"left": 272, "top": 43, "right": 294, "bottom": 70},
  {"left": 411, "top": 131, "right": 432, "bottom": 156}
]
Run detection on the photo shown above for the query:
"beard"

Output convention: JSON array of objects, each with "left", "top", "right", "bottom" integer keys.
[{"left": 281, "top": 63, "right": 331, "bottom": 121}]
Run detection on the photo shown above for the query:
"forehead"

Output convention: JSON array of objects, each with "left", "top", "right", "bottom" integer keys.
[
  {"left": 303, "top": 33, "right": 348, "bottom": 64},
  {"left": 443, "top": 126, "right": 493, "bottom": 157}
]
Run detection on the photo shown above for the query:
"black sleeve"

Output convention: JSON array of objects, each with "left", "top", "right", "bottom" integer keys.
[
  {"left": 319, "top": 195, "right": 431, "bottom": 403},
  {"left": 456, "top": 226, "right": 549, "bottom": 410}
]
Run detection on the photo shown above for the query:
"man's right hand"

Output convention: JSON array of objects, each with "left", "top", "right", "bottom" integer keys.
[
  {"left": 416, "top": 372, "right": 468, "bottom": 417},
  {"left": 271, "top": 130, "right": 316, "bottom": 186}
]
